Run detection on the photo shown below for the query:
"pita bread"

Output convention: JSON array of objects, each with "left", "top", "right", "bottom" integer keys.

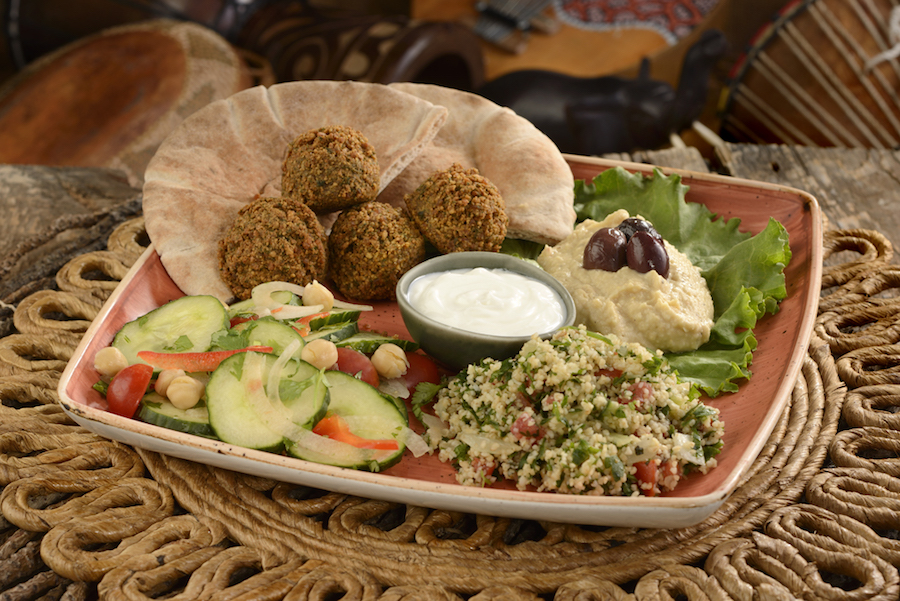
[
  {"left": 143, "top": 81, "right": 448, "bottom": 302},
  {"left": 380, "top": 83, "right": 576, "bottom": 245}
]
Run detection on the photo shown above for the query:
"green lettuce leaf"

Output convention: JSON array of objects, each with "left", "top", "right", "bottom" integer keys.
[{"left": 573, "top": 167, "right": 791, "bottom": 396}]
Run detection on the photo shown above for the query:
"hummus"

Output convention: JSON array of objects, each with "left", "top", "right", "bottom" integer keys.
[{"left": 537, "top": 210, "right": 714, "bottom": 352}]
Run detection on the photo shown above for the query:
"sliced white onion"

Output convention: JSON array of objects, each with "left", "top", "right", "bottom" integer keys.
[
  {"left": 341, "top": 414, "right": 404, "bottom": 434},
  {"left": 267, "top": 339, "right": 301, "bottom": 407},
  {"left": 243, "top": 352, "right": 306, "bottom": 441},
  {"left": 250, "top": 281, "right": 324, "bottom": 320},
  {"left": 398, "top": 427, "right": 430, "bottom": 457},
  {"left": 420, "top": 413, "right": 449, "bottom": 438},
  {"left": 672, "top": 432, "right": 705, "bottom": 465},
  {"left": 250, "top": 281, "right": 372, "bottom": 316},
  {"left": 458, "top": 432, "right": 519, "bottom": 456},
  {"left": 332, "top": 298, "right": 374, "bottom": 312},
  {"left": 289, "top": 426, "right": 375, "bottom": 462},
  {"left": 251, "top": 281, "right": 306, "bottom": 307},
  {"left": 269, "top": 304, "right": 325, "bottom": 319},
  {"left": 378, "top": 378, "right": 410, "bottom": 399}
]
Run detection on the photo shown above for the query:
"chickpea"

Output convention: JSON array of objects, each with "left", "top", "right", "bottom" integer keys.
[
  {"left": 371, "top": 343, "right": 408, "bottom": 379},
  {"left": 166, "top": 375, "right": 205, "bottom": 410},
  {"left": 93, "top": 346, "right": 129, "bottom": 380},
  {"left": 303, "top": 280, "right": 334, "bottom": 311},
  {"left": 155, "top": 368, "right": 186, "bottom": 396},
  {"left": 301, "top": 339, "right": 338, "bottom": 370}
]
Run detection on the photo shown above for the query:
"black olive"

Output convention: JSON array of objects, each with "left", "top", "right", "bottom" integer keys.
[
  {"left": 583, "top": 227, "right": 627, "bottom": 271},
  {"left": 617, "top": 217, "right": 662, "bottom": 242},
  {"left": 626, "top": 231, "right": 669, "bottom": 278}
]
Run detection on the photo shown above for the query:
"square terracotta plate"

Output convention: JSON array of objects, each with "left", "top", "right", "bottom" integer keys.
[{"left": 58, "top": 155, "right": 823, "bottom": 528}]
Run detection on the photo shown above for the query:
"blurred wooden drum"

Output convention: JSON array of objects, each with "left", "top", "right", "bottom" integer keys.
[
  {"left": 0, "top": 19, "right": 267, "bottom": 185},
  {"left": 720, "top": 0, "right": 900, "bottom": 148}
]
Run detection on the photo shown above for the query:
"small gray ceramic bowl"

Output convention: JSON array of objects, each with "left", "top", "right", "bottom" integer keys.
[{"left": 396, "top": 252, "right": 576, "bottom": 372}]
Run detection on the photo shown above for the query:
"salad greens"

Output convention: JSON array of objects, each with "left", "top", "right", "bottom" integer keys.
[{"left": 572, "top": 166, "right": 792, "bottom": 396}]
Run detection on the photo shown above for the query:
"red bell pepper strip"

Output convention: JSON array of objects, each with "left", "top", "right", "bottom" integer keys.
[
  {"left": 136, "top": 346, "right": 273, "bottom": 372},
  {"left": 312, "top": 415, "right": 399, "bottom": 450},
  {"left": 290, "top": 312, "right": 330, "bottom": 337},
  {"left": 229, "top": 315, "right": 258, "bottom": 328}
]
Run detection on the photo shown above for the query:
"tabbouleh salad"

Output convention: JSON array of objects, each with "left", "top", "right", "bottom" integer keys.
[{"left": 421, "top": 326, "right": 724, "bottom": 496}]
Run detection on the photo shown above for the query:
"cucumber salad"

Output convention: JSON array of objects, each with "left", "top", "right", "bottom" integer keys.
[{"left": 91, "top": 281, "right": 438, "bottom": 472}]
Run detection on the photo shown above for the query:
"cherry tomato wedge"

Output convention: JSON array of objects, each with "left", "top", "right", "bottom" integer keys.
[
  {"left": 401, "top": 352, "right": 440, "bottom": 396},
  {"left": 312, "top": 415, "right": 398, "bottom": 450},
  {"left": 107, "top": 363, "right": 154, "bottom": 418},
  {"left": 634, "top": 460, "right": 659, "bottom": 497},
  {"left": 331, "top": 347, "right": 379, "bottom": 387},
  {"left": 136, "top": 346, "right": 273, "bottom": 372}
]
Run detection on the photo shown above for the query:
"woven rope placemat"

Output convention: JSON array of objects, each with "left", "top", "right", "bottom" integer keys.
[{"left": 1, "top": 219, "right": 898, "bottom": 600}]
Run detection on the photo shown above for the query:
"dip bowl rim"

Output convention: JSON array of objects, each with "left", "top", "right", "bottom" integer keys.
[{"left": 395, "top": 251, "right": 577, "bottom": 370}]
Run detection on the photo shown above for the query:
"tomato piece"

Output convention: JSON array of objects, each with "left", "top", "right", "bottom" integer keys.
[
  {"left": 400, "top": 352, "right": 441, "bottom": 395},
  {"left": 470, "top": 457, "right": 497, "bottom": 485},
  {"left": 634, "top": 460, "right": 659, "bottom": 497},
  {"left": 332, "top": 347, "right": 379, "bottom": 387},
  {"left": 629, "top": 381, "right": 654, "bottom": 401},
  {"left": 510, "top": 412, "right": 542, "bottom": 442},
  {"left": 659, "top": 458, "right": 682, "bottom": 491},
  {"left": 137, "top": 346, "right": 273, "bottom": 372},
  {"left": 312, "top": 415, "right": 398, "bottom": 450},
  {"left": 107, "top": 363, "right": 154, "bottom": 418},
  {"left": 627, "top": 381, "right": 654, "bottom": 411}
]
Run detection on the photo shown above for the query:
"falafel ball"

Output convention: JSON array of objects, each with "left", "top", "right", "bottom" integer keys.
[
  {"left": 328, "top": 201, "right": 426, "bottom": 301},
  {"left": 404, "top": 163, "right": 508, "bottom": 254},
  {"left": 282, "top": 125, "right": 380, "bottom": 213},
  {"left": 218, "top": 196, "right": 327, "bottom": 300}
]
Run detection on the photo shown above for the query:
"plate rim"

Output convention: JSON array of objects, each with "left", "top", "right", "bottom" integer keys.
[{"left": 57, "top": 156, "right": 823, "bottom": 528}]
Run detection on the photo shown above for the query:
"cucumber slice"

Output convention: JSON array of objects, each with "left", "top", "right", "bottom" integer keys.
[
  {"left": 303, "top": 321, "right": 359, "bottom": 344},
  {"left": 206, "top": 352, "right": 328, "bottom": 452},
  {"left": 306, "top": 309, "right": 361, "bottom": 330},
  {"left": 336, "top": 332, "right": 419, "bottom": 354},
  {"left": 137, "top": 392, "right": 215, "bottom": 438},
  {"left": 286, "top": 370, "right": 407, "bottom": 471},
  {"left": 113, "top": 295, "right": 229, "bottom": 366},
  {"left": 241, "top": 319, "right": 305, "bottom": 358}
]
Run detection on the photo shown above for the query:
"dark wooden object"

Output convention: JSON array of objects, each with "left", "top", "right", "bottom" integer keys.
[
  {"left": 477, "top": 30, "right": 728, "bottom": 155},
  {"left": 0, "top": 29, "right": 188, "bottom": 167}
]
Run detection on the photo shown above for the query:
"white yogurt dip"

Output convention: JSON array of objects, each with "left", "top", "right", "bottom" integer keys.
[{"left": 406, "top": 267, "right": 567, "bottom": 337}]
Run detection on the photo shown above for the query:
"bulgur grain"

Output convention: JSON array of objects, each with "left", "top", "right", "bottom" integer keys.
[{"left": 426, "top": 326, "right": 724, "bottom": 496}]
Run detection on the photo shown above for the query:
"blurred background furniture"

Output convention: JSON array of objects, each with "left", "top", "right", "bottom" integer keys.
[
  {"left": 0, "top": 0, "right": 485, "bottom": 184},
  {"left": 0, "top": 18, "right": 263, "bottom": 186},
  {"left": 233, "top": 1, "right": 484, "bottom": 89},
  {"left": 719, "top": 0, "right": 900, "bottom": 149},
  {"left": 7, "top": 0, "right": 849, "bottom": 166},
  {"left": 477, "top": 29, "right": 728, "bottom": 155}
]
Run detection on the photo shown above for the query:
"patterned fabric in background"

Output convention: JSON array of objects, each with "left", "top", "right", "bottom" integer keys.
[{"left": 553, "top": 0, "right": 720, "bottom": 44}]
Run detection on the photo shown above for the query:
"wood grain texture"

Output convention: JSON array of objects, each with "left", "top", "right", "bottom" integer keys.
[
  {"left": 714, "top": 144, "right": 900, "bottom": 260},
  {"left": 0, "top": 31, "right": 186, "bottom": 167}
]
